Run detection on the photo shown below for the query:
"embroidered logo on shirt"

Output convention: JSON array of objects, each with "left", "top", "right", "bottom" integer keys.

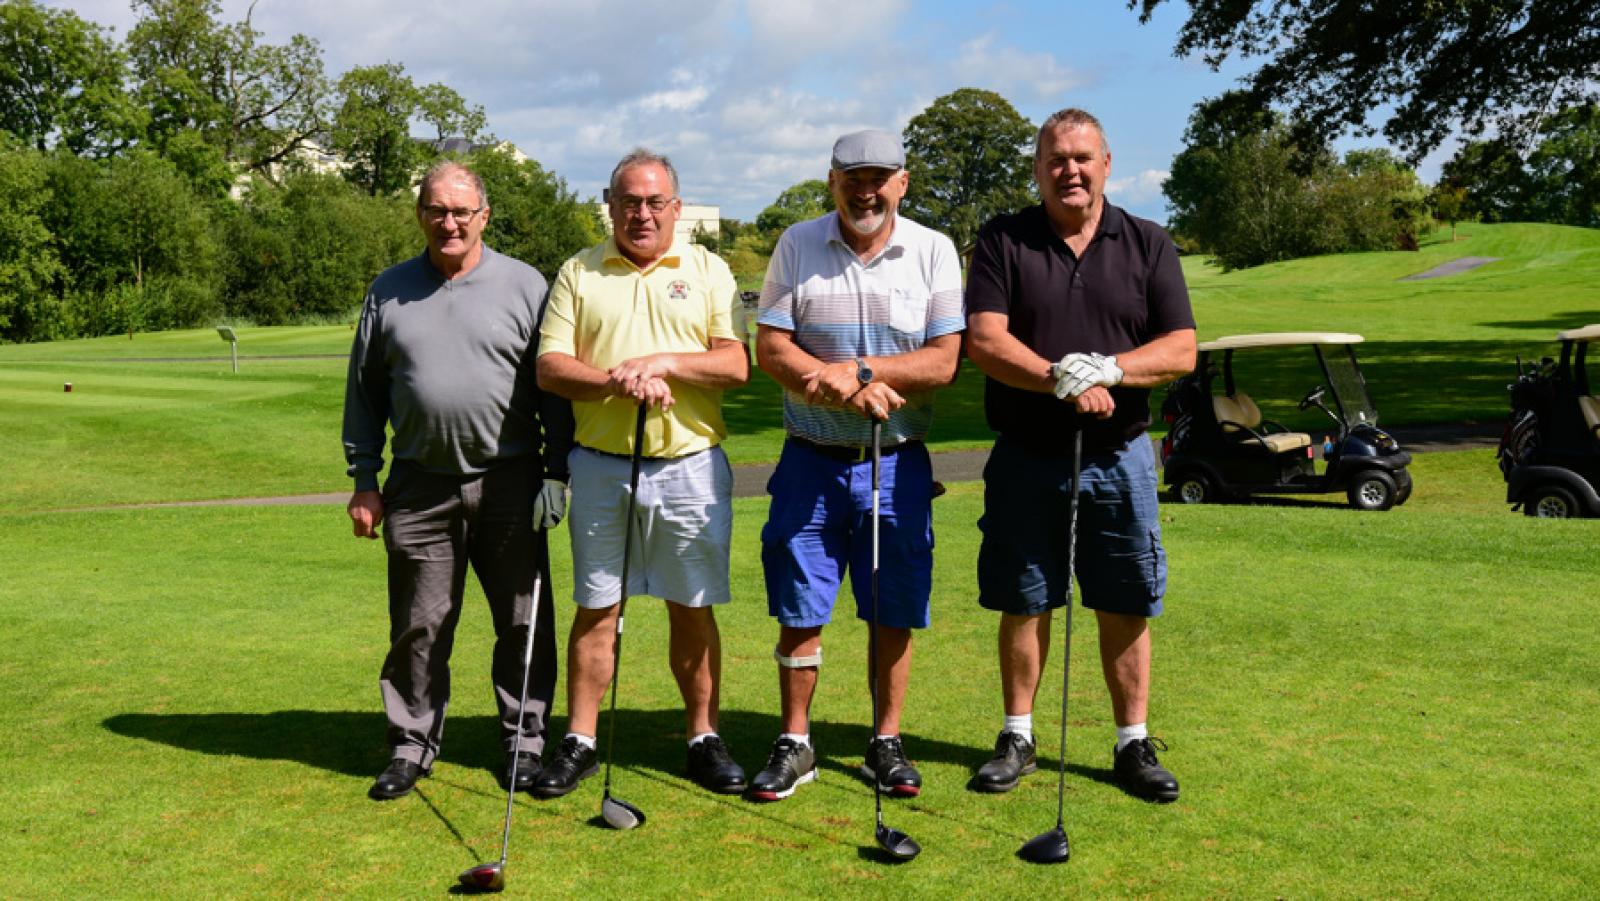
[{"left": 667, "top": 280, "right": 690, "bottom": 300}]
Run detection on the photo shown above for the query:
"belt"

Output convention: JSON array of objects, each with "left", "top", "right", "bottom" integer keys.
[
  {"left": 581, "top": 445, "right": 671, "bottom": 462},
  {"left": 788, "top": 436, "right": 917, "bottom": 463}
]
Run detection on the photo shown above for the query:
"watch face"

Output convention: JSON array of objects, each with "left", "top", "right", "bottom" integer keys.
[{"left": 857, "top": 363, "right": 873, "bottom": 384}]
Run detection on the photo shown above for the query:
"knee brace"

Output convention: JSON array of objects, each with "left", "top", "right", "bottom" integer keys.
[{"left": 773, "top": 645, "right": 821, "bottom": 668}]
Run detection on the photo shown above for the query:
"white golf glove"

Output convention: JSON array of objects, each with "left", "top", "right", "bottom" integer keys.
[
  {"left": 1051, "top": 352, "right": 1123, "bottom": 399},
  {"left": 531, "top": 478, "right": 570, "bottom": 531}
]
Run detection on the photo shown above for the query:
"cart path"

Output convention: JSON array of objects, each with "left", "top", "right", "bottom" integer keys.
[
  {"left": 1399, "top": 256, "right": 1500, "bottom": 281},
  {"left": 72, "top": 421, "right": 1503, "bottom": 510}
]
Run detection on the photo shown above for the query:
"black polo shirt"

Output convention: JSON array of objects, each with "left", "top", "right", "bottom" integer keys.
[{"left": 965, "top": 203, "right": 1194, "bottom": 451}]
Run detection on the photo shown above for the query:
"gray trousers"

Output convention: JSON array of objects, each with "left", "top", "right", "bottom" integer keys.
[{"left": 379, "top": 457, "right": 556, "bottom": 769}]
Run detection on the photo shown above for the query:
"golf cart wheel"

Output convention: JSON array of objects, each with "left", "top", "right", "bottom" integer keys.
[
  {"left": 1171, "top": 472, "right": 1214, "bottom": 504},
  {"left": 1393, "top": 470, "right": 1414, "bottom": 506},
  {"left": 1346, "top": 470, "right": 1398, "bottom": 511},
  {"left": 1524, "top": 485, "right": 1579, "bottom": 519}
]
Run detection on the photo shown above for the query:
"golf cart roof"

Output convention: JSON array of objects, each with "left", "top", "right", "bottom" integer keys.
[
  {"left": 1198, "top": 332, "right": 1365, "bottom": 352},
  {"left": 1556, "top": 324, "right": 1600, "bottom": 342}
]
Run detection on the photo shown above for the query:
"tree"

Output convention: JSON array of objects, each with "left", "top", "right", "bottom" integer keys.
[
  {"left": 470, "top": 146, "right": 602, "bottom": 279},
  {"left": 417, "top": 82, "right": 485, "bottom": 143},
  {"left": 0, "top": 0, "right": 144, "bottom": 155},
  {"left": 1133, "top": 0, "right": 1600, "bottom": 160},
  {"left": 125, "top": 0, "right": 327, "bottom": 182},
  {"left": 0, "top": 138, "right": 65, "bottom": 341},
  {"left": 901, "top": 87, "right": 1034, "bottom": 252},
  {"left": 1165, "top": 97, "right": 1428, "bottom": 270},
  {"left": 755, "top": 179, "right": 831, "bottom": 235},
  {"left": 1521, "top": 103, "right": 1600, "bottom": 228},
  {"left": 1437, "top": 139, "right": 1529, "bottom": 224},
  {"left": 1429, "top": 183, "right": 1468, "bottom": 241},
  {"left": 328, "top": 63, "right": 424, "bottom": 196}
]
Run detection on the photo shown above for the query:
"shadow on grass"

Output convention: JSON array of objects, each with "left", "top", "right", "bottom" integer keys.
[{"left": 103, "top": 708, "right": 1001, "bottom": 788}]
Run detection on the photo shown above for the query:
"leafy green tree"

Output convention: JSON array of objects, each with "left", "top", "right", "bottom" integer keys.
[
  {"left": 125, "top": 0, "right": 327, "bottom": 183},
  {"left": 901, "top": 87, "right": 1035, "bottom": 252},
  {"left": 1339, "top": 148, "right": 1432, "bottom": 251},
  {"left": 1132, "top": 0, "right": 1600, "bottom": 159},
  {"left": 470, "top": 146, "right": 602, "bottom": 278},
  {"left": 0, "top": 0, "right": 143, "bottom": 155},
  {"left": 1437, "top": 139, "right": 1528, "bottom": 224},
  {"left": 220, "top": 172, "right": 414, "bottom": 323},
  {"left": 0, "top": 138, "right": 65, "bottom": 341},
  {"left": 417, "top": 83, "right": 486, "bottom": 143},
  {"left": 329, "top": 63, "right": 424, "bottom": 196},
  {"left": 1521, "top": 103, "right": 1600, "bottom": 228},
  {"left": 755, "top": 179, "right": 831, "bottom": 235},
  {"left": 43, "top": 150, "right": 221, "bottom": 335},
  {"left": 1429, "top": 183, "right": 1468, "bottom": 241}
]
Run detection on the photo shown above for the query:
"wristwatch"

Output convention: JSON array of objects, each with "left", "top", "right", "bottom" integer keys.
[{"left": 854, "top": 357, "right": 873, "bottom": 386}]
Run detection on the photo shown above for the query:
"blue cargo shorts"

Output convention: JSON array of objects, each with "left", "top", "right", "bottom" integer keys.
[{"left": 977, "top": 433, "right": 1167, "bottom": 617}]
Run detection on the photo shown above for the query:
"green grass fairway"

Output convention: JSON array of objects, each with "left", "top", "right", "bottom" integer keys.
[{"left": 2, "top": 450, "right": 1596, "bottom": 897}]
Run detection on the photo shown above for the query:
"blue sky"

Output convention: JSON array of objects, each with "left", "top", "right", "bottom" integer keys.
[{"left": 49, "top": 0, "right": 1444, "bottom": 224}]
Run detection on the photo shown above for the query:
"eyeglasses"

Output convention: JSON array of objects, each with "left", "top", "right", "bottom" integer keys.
[
  {"left": 421, "top": 205, "right": 484, "bottom": 223},
  {"left": 614, "top": 195, "right": 677, "bottom": 214}
]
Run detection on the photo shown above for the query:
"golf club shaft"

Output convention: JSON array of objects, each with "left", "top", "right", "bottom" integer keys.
[
  {"left": 602, "top": 403, "right": 649, "bottom": 795},
  {"left": 869, "top": 418, "right": 883, "bottom": 827},
  {"left": 499, "top": 568, "right": 544, "bottom": 866},
  {"left": 1053, "top": 430, "right": 1083, "bottom": 829}
]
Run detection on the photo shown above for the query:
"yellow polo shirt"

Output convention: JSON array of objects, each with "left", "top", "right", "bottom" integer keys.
[{"left": 539, "top": 237, "right": 738, "bottom": 457}]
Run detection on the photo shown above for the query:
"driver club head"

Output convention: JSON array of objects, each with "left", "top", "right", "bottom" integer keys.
[
  {"left": 457, "top": 862, "right": 506, "bottom": 892},
  {"left": 876, "top": 824, "right": 921, "bottom": 861},
  {"left": 601, "top": 795, "right": 646, "bottom": 831},
  {"left": 1017, "top": 826, "right": 1071, "bottom": 864}
]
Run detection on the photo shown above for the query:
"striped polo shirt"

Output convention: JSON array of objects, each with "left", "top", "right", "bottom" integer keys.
[{"left": 757, "top": 212, "right": 965, "bottom": 446}]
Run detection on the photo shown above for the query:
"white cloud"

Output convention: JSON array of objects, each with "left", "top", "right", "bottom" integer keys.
[
  {"left": 951, "top": 34, "right": 1090, "bottom": 104},
  {"left": 1106, "top": 169, "right": 1169, "bottom": 205}
]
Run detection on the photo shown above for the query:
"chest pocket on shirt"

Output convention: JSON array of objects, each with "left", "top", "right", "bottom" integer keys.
[{"left": 889, "top": 286, "right": 928, "bottom": 334}]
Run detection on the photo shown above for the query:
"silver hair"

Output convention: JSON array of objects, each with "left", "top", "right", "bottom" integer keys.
[
  {"left": 609, "top": 148, "right": 680, "bottom": 196},
  {"left": 1035, "top": 108, "right": 1110, "bottom": 159},
  {"left": 417, "top": 160, "right": 488, "bottom": 209}
]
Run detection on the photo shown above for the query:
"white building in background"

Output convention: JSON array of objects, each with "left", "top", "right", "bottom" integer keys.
[{"left": 595, "top": 192, "right": 721, "bottom": 246}]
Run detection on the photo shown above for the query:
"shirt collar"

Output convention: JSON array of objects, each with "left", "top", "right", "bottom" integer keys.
[{"left": 603, "top": 235, "right": 684, "bottom": 273}]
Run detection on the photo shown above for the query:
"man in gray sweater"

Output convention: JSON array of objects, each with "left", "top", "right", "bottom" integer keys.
[{"left": 343, "top": 160, "right": 574, "bottom": 801}]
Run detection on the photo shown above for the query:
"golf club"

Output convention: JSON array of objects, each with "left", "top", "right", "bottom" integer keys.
[
  {"left": 457, "top": 567, "right": 545, "bottom": 892},
  {"left": 1017, "top": 429, "right": 1084, "bottom": 865},
  {"left": 868, "top": 417, "right": 921, "bottom": 862},
  {"left": 599, "top": 403, "right": 649, "bottom": 831}
]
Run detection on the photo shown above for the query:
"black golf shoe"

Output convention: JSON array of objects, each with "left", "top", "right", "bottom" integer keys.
[
  {"left": 499, "top": 749, "right": 542, "bottom": 792},
  {"left": 532, "top": 736, "right": 598, "bottom": 799},
  {"left": 686, "top": 735, "right": 747, "bottom": 794},
  {"left": 861, "top": 736, "right": 922, "bottom": 797},
  {"left": 971, "top": 730, "right": 1037, "bottom": 793},
  {"left": 369, "top": 758, "right": 429, "bottom": 800},
  {"left": 746, "top": 737, "right": 817, "bottom": 802},
  {"left": 1113, "top": 737, "right": 1180, "bottom": 803}
]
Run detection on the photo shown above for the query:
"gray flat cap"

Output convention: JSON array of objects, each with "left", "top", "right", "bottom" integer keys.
[{"left": 831, "top": 129, "right": 905, "bottom": 170}]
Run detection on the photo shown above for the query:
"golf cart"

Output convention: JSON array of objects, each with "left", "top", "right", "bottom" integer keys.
[
  {"left": 1159, "top": 332, "right": 1412, "bottom": 510},
  {"left": 1497, "top": 323, "right": 1600, "bottom": 518}
]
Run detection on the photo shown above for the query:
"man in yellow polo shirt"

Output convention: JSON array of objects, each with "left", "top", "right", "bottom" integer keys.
[{"left": 534, "top": 148, "right": 750, "bottom": 798}]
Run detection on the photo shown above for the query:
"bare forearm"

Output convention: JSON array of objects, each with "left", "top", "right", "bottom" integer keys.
[
  {"left": 863, "top": 335, "right": 960, "bottom": 392},
  {"left": 656, "top": 339, "right": 749, "bottom": 389},
  {"left": 537, "top": 352, "right": 613, "bottom": 401},
  {"left": 967, "top": 313, "right": 1054, "bottom": 394},
  {"left": 1114, "top": 329, "right": 1197, "bottom": 389},
  {"left": 756, "top": 326, "right": 825, "bottom": 394}
]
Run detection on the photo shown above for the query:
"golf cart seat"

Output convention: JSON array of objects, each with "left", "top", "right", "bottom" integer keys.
[
  {"left": 1213, "top": 392, "right": 1312, "bottom": 453},
  {"left": 1582, "top": 395, "right": 1600, "bottom": 438}
]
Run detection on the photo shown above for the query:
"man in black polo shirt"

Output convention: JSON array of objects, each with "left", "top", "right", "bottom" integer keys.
[{"left": 964, "top": 108, "right": 1196, "bottom": 803}]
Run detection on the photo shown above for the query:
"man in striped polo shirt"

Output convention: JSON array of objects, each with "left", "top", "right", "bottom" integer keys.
[{"left": 747, "top": 129, "right": 964, "bottom": 802}]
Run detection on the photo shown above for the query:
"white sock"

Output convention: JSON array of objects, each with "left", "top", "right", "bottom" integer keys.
[
  {"left": 566, "top": 732, "right": 597, "bottom": 750},
  {"left": 687, "top": 732, "right": 716, "bottom": 748},
  {"left": 1115, "top": 723, "right": 1148, "bottom": 752},
  {"left": 1004, "top": 714, "right": 1033, "bottom": 743},
  {"left": 780, "top": 732, "right": 811, "bottom": 748},
  {"left": 875, "top": 733, "right": 897, "bottom": 742}
]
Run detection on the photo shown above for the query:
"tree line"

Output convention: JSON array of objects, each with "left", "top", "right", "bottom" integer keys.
[{"left": 0, "top": 0, "right": 598, "bottom": 343}]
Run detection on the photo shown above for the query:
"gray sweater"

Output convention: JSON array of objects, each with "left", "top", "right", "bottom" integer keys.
[{"left": 342, "top": 247, "right": 574, "bottom": 492}]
